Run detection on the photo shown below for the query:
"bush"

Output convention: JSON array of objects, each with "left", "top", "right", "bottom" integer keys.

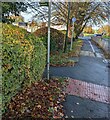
[
  {"left": 2, "top": 24, "right": 46, "bottom": 113},
  {"left": 34, "top": 27, "right": 65, "bottom": 52}
]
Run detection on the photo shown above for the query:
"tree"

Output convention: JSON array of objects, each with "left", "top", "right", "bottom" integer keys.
[
  {"left": 3, "top": 1, "right": 109, "bottom": 50},
  {"left": 23, "top": 1, "right": 109, "bottom": 51},
  {"left": 2, "top": 2, "right": 27, "bottom": 23},
  {"left": 98, "top": 25, "right": 110, "bottom": 36},
  {"left": 64, "top": 2, "right": 70, "bottom": 52},
  {"left": 83, "top": 26, "right": 94, "bottom": 34},
  {"left": 51, "top": 2, "right": 109, "bottom": 39}
]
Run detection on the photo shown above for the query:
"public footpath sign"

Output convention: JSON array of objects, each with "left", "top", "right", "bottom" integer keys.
[{"left": 39, "top": 2, "right": 49, "bottom": 6}]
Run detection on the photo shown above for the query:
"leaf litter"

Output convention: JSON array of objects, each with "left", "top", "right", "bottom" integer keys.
[{"left": 2, "top": 78, "right": 68, "bottom": 119}]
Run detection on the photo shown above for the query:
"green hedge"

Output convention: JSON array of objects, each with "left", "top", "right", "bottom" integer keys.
[
  {"left": 34, "top": 27, "right": 65, "bottom": 52},
  {"left": 2, "top": 24, "right": 46, "bottom": 113}
]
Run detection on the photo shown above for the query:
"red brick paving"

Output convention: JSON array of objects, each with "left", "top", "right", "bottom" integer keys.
[{"left": 66, "top": 78, "right": 110, "bottom": 104}]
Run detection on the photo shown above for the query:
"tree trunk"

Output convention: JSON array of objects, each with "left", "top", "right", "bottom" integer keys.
[{"left": 63, "top": 2, "right": 70, "bottom": 53}]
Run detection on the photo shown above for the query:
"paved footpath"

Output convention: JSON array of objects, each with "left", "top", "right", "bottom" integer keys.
[{"left": 46, "top": 38, "right": 110, "bottom": 118}]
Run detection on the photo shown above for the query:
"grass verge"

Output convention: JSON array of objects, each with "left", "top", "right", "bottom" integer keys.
[
  {"left": 103, "top": 36, "right": 110, "bottom": 39},
  {"left": 84, "top": 33, "right": 94, "bottom": 37},
  {"left": 50, "top": 39, "right": 83, "bottom": 67}
]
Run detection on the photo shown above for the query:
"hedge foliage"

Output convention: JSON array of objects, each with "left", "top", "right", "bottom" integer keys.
[
  {"left": 34, "top": 27, "right": 65, "bottom": 52},
  {"left": 2, "top": 24, "right": 46, "bottom": 113}
]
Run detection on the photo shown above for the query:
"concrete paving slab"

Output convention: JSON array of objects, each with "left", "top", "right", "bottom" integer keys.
[
  {"left": 69, "top": 57, "right": 79, "bottom": 63},
  {"left": 80, "top": 50, "right": 94, "bottom": 57},
  {"left": 89, "top": 52, "right": 95, "bottom": 57},
  {"left": 80, "top": 50, "right": 96, "bottom": 57}
]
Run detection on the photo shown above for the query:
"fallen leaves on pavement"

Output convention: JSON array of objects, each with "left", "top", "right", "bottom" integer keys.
[{"left": 2, "top": 78, "right": 68, "bottom": 119}]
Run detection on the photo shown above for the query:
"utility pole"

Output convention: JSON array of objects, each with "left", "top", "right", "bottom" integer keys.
[{"left": 64, "top": 2, "right": 70, "bottom": 53}]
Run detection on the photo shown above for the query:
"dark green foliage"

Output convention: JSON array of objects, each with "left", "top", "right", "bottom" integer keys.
[
  {"left": 2, "top": 2, "right": 27, "bottom": 23},
  {"left": 34, "top": 27, "right": 65, "bottom": 52},
  {"left": 2, "top": 24, "right": 46, "bottom": 113}
]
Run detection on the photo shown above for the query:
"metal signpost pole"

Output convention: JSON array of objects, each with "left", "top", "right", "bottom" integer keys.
[
  {"left": 47, "top": 0, "right": 51, "bottom": 80},
  {"left": 39, "top": 1, "right": 50, "bottom": 80},
  {"left": 70, "top": 23, "right": 74, "bottom": 51},
  {"left": 70, "top": 17, "right": 76, "bottom": 51}
]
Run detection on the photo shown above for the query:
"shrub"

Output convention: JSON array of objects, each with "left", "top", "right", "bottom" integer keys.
[
  {"left": 34, "top": 27, "right": 65, "bottom": 52},
  {"left": 2, "top": 24, "right": 46, "bottom": 113}
]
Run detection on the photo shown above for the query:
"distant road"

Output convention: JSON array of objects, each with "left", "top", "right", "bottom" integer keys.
[
  {"left": 78, "top": 36, "right": 110, "bottom": 56},
  {"left": 78, "top": 36, "right": 91, "bottom": 40}
]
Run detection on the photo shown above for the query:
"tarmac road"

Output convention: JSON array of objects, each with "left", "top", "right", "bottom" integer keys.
[
  {"left": 43, "top": 37, "right": 110, "bottom": 118},
  {"left": 48, "top": 38, "right": 109, "bottom": 87}
]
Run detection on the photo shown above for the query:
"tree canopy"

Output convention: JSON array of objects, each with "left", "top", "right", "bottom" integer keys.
[
  {"left": 51, "top": 2, "right": 109, "bottom": 38},
  {"left": 2, "top": 2, "right": 27, "bottom": 23},
  {"left": 98, "top": 25, "right": 110, "bottom": 36},
  {"left": 2, "top": 1, "right": 110, "bottom": 38},
  {"left": 83, "top": 26, "right": 94, "bottom": 34},
  {"left": 23, "top": 1, "right": 109, "bottom": 39}
]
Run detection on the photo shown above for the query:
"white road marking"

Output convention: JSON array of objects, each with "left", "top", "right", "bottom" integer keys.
[
  {"left": 88, "top": 41, "right": 109, "bottom": 63},
  {"left": 80, "top": 41, "right": 109, "bottom": 63},
  {"left": 71, "top": 116, "right": 75, "bottom": 118},
  {"left": 103, "top": 59, "right": 109, "bottom": 64},
  {"left": 95, "top": 53, "right": 102, "bottom": 58},
  {"left": 88, "top": 41, "right": 95, "bottom": 54}
]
